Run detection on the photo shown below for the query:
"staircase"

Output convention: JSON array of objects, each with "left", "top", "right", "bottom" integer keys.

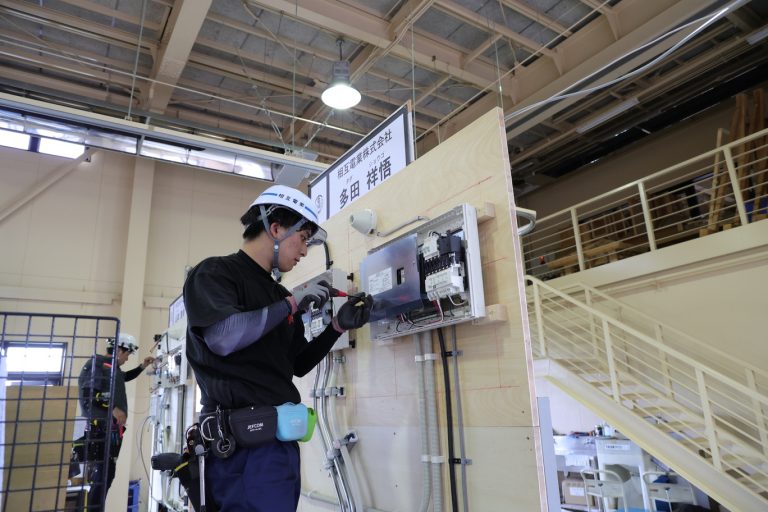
[{"left": 527, "top": 275, "right": 768, "bottom": 511}]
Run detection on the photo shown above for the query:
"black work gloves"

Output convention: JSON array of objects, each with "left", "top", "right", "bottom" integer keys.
[
  {"left": 334, "top": 294, "right": 374, "bottom": 330},
  {"left": 293, "top": 280, "right": 331, "bottom": 312}
]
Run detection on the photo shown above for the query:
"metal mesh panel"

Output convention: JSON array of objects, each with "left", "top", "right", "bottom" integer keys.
[{"left": 0, "top": 312, "right": 120, "bottom": 512}]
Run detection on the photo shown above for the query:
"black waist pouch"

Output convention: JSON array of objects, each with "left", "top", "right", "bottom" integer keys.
[{"left": 228, "top": 406, "right": 277, "bottom": 448}]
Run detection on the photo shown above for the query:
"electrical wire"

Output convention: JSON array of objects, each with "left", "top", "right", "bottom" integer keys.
[
  {"left": 437, "top": 327, "right": 459, "bottom": 512},
  {"left": 501, "top": 2, "right": 743, "bottom": 124},
  {"left": 415, "top": 1, "right": 745, "bottom": 142},
  {"left": 136, "top": 414, "right": 153, "bottom": 498},
  {"left": 126, "top": 0, "right": 148, "bottom": 120}
]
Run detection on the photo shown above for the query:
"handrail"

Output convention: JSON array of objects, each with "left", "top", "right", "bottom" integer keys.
[
  {"left": 549, "top": 281, "right": 768, "bottom": 386},
  {"left": 526, "top": 275, "right": 768, "bottom": 408},
  {"left": 528, "top": 273, "right": 768, "bottom": 496},
  {"left": 533, "top": 125, "right": 768, "bottom": 224},
  {"left": 523, "top": 121, "right": 768, "bottom": 278}
]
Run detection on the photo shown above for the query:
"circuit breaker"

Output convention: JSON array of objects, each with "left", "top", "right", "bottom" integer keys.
[
  {"left": 361, "top": 203, "right": 485, "bottom": 342},
  {"left": 293, "top": 268, "right": 353, "bottom": 351}
]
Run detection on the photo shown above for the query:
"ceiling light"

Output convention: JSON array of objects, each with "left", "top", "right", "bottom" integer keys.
[
  {"left": 321, "top": 38, "right": 361, "bottom": 110},
  {"left": 575, "top": 97, "right": 640, "bottom": 134}
]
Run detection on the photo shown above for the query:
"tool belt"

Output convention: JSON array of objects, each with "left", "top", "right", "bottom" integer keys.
[{"left": 200, "top": 403, "right": 315, "bottom": 459}]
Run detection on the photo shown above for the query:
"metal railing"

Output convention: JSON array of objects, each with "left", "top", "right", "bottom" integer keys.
[
  {"left": 523, "top": 126, "right": 768, "bottom": 278},
  {"left": 546, "top": 281, "right": 768, "bottom": 400},
  {"left": 527, "top": 275, "right": 768, "bottom": 500}
]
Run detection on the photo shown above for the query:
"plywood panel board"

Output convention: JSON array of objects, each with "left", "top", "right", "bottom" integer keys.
[{"left": 287, "top": 108, "right": 542, "bottom": 511}]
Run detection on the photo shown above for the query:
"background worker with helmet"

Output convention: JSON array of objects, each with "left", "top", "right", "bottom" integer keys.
[
  {"left": 75, "top": 333, "right": 156, "bottom": 511},
  {"left": 183, "top": 184, "right": 374, "bottom": 512}
]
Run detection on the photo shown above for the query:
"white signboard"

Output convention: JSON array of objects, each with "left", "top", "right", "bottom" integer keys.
[
  {"left": 310, "top": 104, "right": 414, "bottom": 223},
  {"left": 168, "top": 294, "right": 186, "bottom": 327}
]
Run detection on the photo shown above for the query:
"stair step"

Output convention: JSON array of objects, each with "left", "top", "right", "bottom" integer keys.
[
  {"left": 732, "top": 470, "right": 768, "bottom": 494},
  {"left": 558, "top": 359, "right": 606, "bottom": 372},
  {"left": 722, "top": 452, "right": 768, "bottom": 469},
  {"left": 655, "top": 420, "right": 706, "bottom": 433},
  {"left": 622, "top": 392, "right": 665, "bottom": 402},
  {"left": 640, "top": 406, "right": 699, "bottom": 419}
]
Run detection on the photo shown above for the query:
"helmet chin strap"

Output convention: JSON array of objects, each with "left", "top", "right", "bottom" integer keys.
[{"left": 258, "top": 205, "right": 306, "bottom": 282}]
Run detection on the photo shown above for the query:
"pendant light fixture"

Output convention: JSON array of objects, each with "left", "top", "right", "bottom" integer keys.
[{"left": 321, "top": 38, "right": 361, "bottom": 110}]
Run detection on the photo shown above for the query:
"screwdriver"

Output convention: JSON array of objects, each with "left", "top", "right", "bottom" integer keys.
[{"left": 329, "top": 287, "right": 348, "bottom": 297}]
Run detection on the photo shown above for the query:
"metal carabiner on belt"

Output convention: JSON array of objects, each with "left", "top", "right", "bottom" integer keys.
[{"left": 210, "top": 405, "right": 236, "bottom": 458}]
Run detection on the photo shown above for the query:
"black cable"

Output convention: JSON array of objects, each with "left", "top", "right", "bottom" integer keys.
[
  {"left": 322, "top": 241, "right": 333, "bottom": 270},
  {"left": 437, "top": 327, "right": 459, "bottom": 512}
]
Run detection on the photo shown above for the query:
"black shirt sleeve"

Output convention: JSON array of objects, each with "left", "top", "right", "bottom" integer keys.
[
  {"left": 123, "top": 365, "right": 144, "bottom": 382},
  {"left": 293, "top": 324, "right": 342, "bottom": 377},
  {"left": 184, "top": 258, "right": 242, "bottom": 329}
]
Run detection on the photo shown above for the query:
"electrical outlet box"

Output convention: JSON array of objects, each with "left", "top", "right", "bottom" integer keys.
[
  {"left": 293, "top": 268, "right": 352, "bottom": 351},
  {"left": 361, "top": 203, "right": 485, "bottom": 342}
]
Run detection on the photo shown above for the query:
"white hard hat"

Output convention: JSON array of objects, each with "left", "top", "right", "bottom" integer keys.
[
  {"left": 108, "top": 333, "right": 138, "bottom": 354},
  {"left": 250, "top": 184, "right": 327, "bottom": 245}
]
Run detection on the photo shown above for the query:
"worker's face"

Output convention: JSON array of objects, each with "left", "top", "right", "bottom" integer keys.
[
  {"left": 272, "top": 224, "right": 311, "bottom": 272},
  {"left": 117, "top": 347, "right": 130, "bottom": 367}
]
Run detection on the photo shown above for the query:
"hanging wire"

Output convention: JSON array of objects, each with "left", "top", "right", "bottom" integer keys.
[
  {"left": 0, "top": 37, "right": 363, "bottom": 137},
  {"left": 126, "top": 0, "right": 148, "bottom": 120},
  {"left": 410, "top": 21, "right": 418, "bottom": 159},
  {"left": 415, "top": 0, "right": 740, "bottom": 142},
  {"left": 291, "top": 3, "right": 299, "bottom": 148}
]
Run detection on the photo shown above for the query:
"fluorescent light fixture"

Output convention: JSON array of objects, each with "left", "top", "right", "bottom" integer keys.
[
  {"left": 0, "top": 128, "right": 30, "bottom": 149},
  {"left": 0, "top": 91, "right": 327, "bottom": 182},
  {"left": 746, "top": 24, "right": 768, "bottom": 45},
  {"left": 575, "top": 97, "right": 640, "bottom": 134},
  {"left": 321, "top": 39, "right": 361, "bottom": 110},
  {"left": 38, "top": 137, "right": 85, "bottom": 159}
]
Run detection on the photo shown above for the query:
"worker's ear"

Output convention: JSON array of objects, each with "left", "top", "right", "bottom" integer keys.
[{"left": 269, "top": 222, "right": 283, "bottom": 238}]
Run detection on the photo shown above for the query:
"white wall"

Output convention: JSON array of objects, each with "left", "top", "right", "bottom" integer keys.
[{"left": 0, "top": 145, "right": 269, "bottom": 510}]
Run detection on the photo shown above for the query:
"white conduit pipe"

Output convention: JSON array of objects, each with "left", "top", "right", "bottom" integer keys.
[
  {"left": 422, "top": 331, "right": 444, "bottom": 512},
  {"left": 313, "top": 358, "right": 345, "bottom": 507},
  {"left": 321, "top": 354, "right": 354, "bottom": 511},
  {"left": 300, "top": 489, "right": 390, "bottom": 512},
  {"left": 329, "top": 355, "right": 365, "bottom": 511},
  {"left": 414, "top": 334, "right": 432, "bottom": 512}
]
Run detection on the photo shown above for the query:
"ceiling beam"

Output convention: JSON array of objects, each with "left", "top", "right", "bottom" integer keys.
[
  {"left": 499, "top": 0, "right": 571, "bottom": 36},
  {"left": 433, "top": 0, "right": 556, "bottom": 58},
  {"left": 248, "top": 0, "right": 511, "bottom": 92},
  {"left": 577, "top": 0, "right": 619, "bottom": 38},
  {"left": 144, "top": 0, "right": 212, "bottom": 113},
  {"left": 42, "top": 0, "right": 164, "bottom": 32},
  {"left": 0, "top": 1, "right": 157, "bottom": 53},
  {"left": 502, "top": 0, "right": 721, "bottom": 138},
  {"left": 206, "top": 9, "right": 468, "bottom": 108}
]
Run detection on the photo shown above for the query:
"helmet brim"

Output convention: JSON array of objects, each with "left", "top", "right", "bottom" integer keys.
[{"left": 308, "top": 225, "right": 327, "bottom": 246}]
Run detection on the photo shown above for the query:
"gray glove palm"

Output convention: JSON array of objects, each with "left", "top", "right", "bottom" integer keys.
[{"left": 292, "top": 280, "right": 331, "bottom": 312}]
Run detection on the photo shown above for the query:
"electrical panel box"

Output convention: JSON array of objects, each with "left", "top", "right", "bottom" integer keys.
[
  {"left": 153, "top": 321, "right": 188, "bottom": 389},
  {"left": 361, "top": 203, "right": 485, "bottom": 342},
  {"left": 293, "top": 268, "right": 353, "bottom": 351}
]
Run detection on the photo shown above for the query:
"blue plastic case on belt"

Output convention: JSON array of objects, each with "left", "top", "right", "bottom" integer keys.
[{"left": 275, "top": 403, "right": 314, "bottom": 442}]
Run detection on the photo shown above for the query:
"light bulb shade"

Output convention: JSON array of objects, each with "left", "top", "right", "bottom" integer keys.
[
  {"left": 322, "top": 83, "right": 361, "bottom": 109},
  {"left": 321, "top": 60, "right": 361, "bottom": 109}
]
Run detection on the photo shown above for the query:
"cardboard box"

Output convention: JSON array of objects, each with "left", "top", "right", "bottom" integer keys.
[
  {"left": 3, "top": 386, "right": 77, "bottom": 511},
  {"left": 562, "top": 477, "right": 588, "bottom": 505}
]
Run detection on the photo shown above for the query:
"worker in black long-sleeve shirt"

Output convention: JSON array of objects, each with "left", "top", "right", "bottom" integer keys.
[{"left": 76, "top": 334, "right": 156, "bottom": 511}]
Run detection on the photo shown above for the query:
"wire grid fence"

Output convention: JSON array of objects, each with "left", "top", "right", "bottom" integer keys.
[
  {"left": 0, "top": 312, "right": 119, "bottom": 512},
  {"left": 523, "top": 125, "right": 768, "bottom": 279},
  {"left": 527, "top": 277, "right": 768, "bottom": 501}
]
